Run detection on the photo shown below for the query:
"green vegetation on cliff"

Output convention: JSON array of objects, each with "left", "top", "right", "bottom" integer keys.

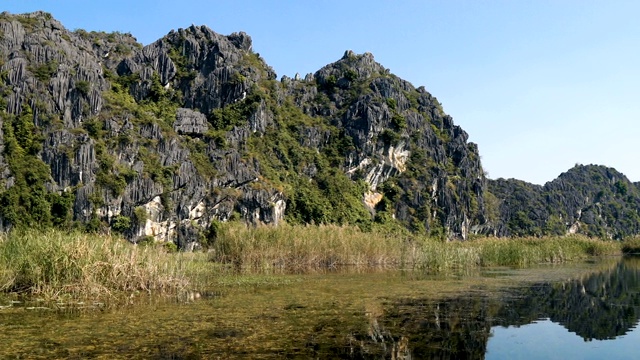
[{"left": 0, "top": 106, "right": 74, "bottom": 229}]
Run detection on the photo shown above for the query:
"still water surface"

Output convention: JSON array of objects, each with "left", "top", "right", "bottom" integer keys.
[
  {"left": 487, "top": 318, "right": 640, "bottom": 360},
  {"left": 1, "top": 257, "right": 639, "bottom": 359}
]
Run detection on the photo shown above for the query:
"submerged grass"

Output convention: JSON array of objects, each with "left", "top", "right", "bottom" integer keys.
[
  {"left": 0, "top": 229, "right": 189, "bottom": 301},
  {"left": 209, "top": 223, "right": 622, "bottom": 273}
]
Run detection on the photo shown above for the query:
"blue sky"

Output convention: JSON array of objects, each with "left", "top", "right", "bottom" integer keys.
[{"left": 4, "top": 1, "right": 640, "bottom": 185}]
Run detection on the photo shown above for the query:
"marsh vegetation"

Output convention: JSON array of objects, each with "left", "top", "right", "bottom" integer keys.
[
  {"left": 209, "top": 223, "right": 621, "bottom": 273},
  {"left": 0, "top": 224, "right": 627, "bottom": 302},
  {"left": 0, "top": 229, "right": 190, "bottom": 300}
]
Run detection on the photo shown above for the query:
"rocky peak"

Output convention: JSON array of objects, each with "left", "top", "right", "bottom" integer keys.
[
  {"left": 0, "top": 11, "right": 109, "bottom": 127},
  {"left": 116, "top": 22, "right": 274, "bottom": 115},
  {"left": 273, "top": 50, "right": 487, "bottom": 239},
  {"left": 314, "top": 50, "right": 386, "bottom": 90}
]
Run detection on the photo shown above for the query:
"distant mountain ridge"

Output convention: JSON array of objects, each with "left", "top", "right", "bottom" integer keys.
[
  {"left": 0, "top": 11, "right": 638, "bottom": 246},
  {"left": 487, "top": 164, "right": 640, "bottom": 239}
]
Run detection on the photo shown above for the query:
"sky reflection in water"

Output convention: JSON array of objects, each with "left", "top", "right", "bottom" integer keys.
[{"left": 487, "top": 318, "right": 640, "bottom": 360}]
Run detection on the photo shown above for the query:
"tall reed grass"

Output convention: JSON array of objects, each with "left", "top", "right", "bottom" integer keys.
[
  {"left": 621, "top": 236, "right": 640, "bottom": 254},
  {"left": 0, "top": 224, "right": 623, "bottom": 300},
  {"left": 209, "top": 224, "right": 409, "bottom": 272},
  {"left": 209, "top": 223, "right": 622, "bottom": 273},
  {"left": 0, "top": 229, "right": 189, "bottom": 300}
]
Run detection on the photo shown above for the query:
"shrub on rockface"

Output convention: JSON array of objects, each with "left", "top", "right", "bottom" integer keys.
[{"left": 0, "top": 106, "right": 74, "bottom": 229}]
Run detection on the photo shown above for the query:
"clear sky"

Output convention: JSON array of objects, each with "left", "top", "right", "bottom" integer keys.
[{"left": 4, "top": 1, "right": 639, "bottom": 185}]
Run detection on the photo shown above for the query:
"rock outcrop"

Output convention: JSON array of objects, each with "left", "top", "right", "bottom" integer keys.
[{"left": 0, "top": 12, "right": 282, "bottom": 248}]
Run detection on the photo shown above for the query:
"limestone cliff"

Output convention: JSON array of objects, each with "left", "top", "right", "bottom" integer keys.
[
  {"left": 4, "top": 11, "right": 636, "bottom": 246},
  {"left": 0, "top": 11, "right": 487, "bottom": 246}
]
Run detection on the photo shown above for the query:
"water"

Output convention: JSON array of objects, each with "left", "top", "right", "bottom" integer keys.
[
  {"left": 485, "top": 257, "right": 640, "bottom": 360},
  {"left": 1, "top": 257, "right": 639, "bottom": 359},
  {"left": 487, "top": 319, "right": 640, "bottom": 360}
]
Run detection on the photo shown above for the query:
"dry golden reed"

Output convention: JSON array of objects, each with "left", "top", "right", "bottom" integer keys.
[
  {"left": 0, "top": 224, "right": 622, "bottom": 300},
  {"left": 208, "top": 223, "right": 622, "bottom": 273},
  {"left": 0, "top": 229, "right": 189, "bottom": 300}
]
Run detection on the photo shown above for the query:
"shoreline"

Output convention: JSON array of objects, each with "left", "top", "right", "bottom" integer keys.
[{"left": 0, "top": 224, "right": 627, "bottom": 303}]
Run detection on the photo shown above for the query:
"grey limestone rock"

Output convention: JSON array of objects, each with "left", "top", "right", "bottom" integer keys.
[
  {"left": 1, "top": 11, "right": 571, "bottom": 247},
  {"left": 174, "top": 108, "right": 208, "bottom": 135}
]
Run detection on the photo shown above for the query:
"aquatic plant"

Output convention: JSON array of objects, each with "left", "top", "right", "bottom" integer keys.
[
  {"left": 208, "top": 223, "right": 411, "bottom": 272},
  {"left": 474, "top": 235, "right": 619, "bottom": 267},
  {"left": 0, "top": 225, "right": 622, "bottom": 301}
]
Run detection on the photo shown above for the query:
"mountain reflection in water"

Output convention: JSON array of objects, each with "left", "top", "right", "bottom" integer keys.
[{"left": 353, "top": 257, "right": 640, "bottom": 359}]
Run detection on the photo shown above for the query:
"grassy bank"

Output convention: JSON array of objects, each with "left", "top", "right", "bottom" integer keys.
[
  {"left": 0, "top": 229, "right": 189, "bottom": 301},
  {"left": 209, "top": 224, "right": 407, "bottom": 272},
  {"left": 0, "top": 224, "right": 624, "bottom": 301},
  {"left": 621, "top": 237, "right": 640, "bottom": 254},
  {"left": 209, "top": 223, "right": 622, "bottom": 273}
]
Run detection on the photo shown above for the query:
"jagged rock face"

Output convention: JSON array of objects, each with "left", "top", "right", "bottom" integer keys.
[
  {"left": 0, "top": 12, "right": 283, "bottom": 248},
  {"left": 118, "top": 25, "right": 274, "bottom": 114},
  {"left": 279, "top": 50, "right": 486, "bottom": 238},
  {"left": 0, "top": 11, "right": 488, "bottom": 245},
  {"left": 174, "top": 108, "right": 208, "bottom": 136},
  {"left": 487, "top": 165, "right": 640, "bottom": 239}
]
